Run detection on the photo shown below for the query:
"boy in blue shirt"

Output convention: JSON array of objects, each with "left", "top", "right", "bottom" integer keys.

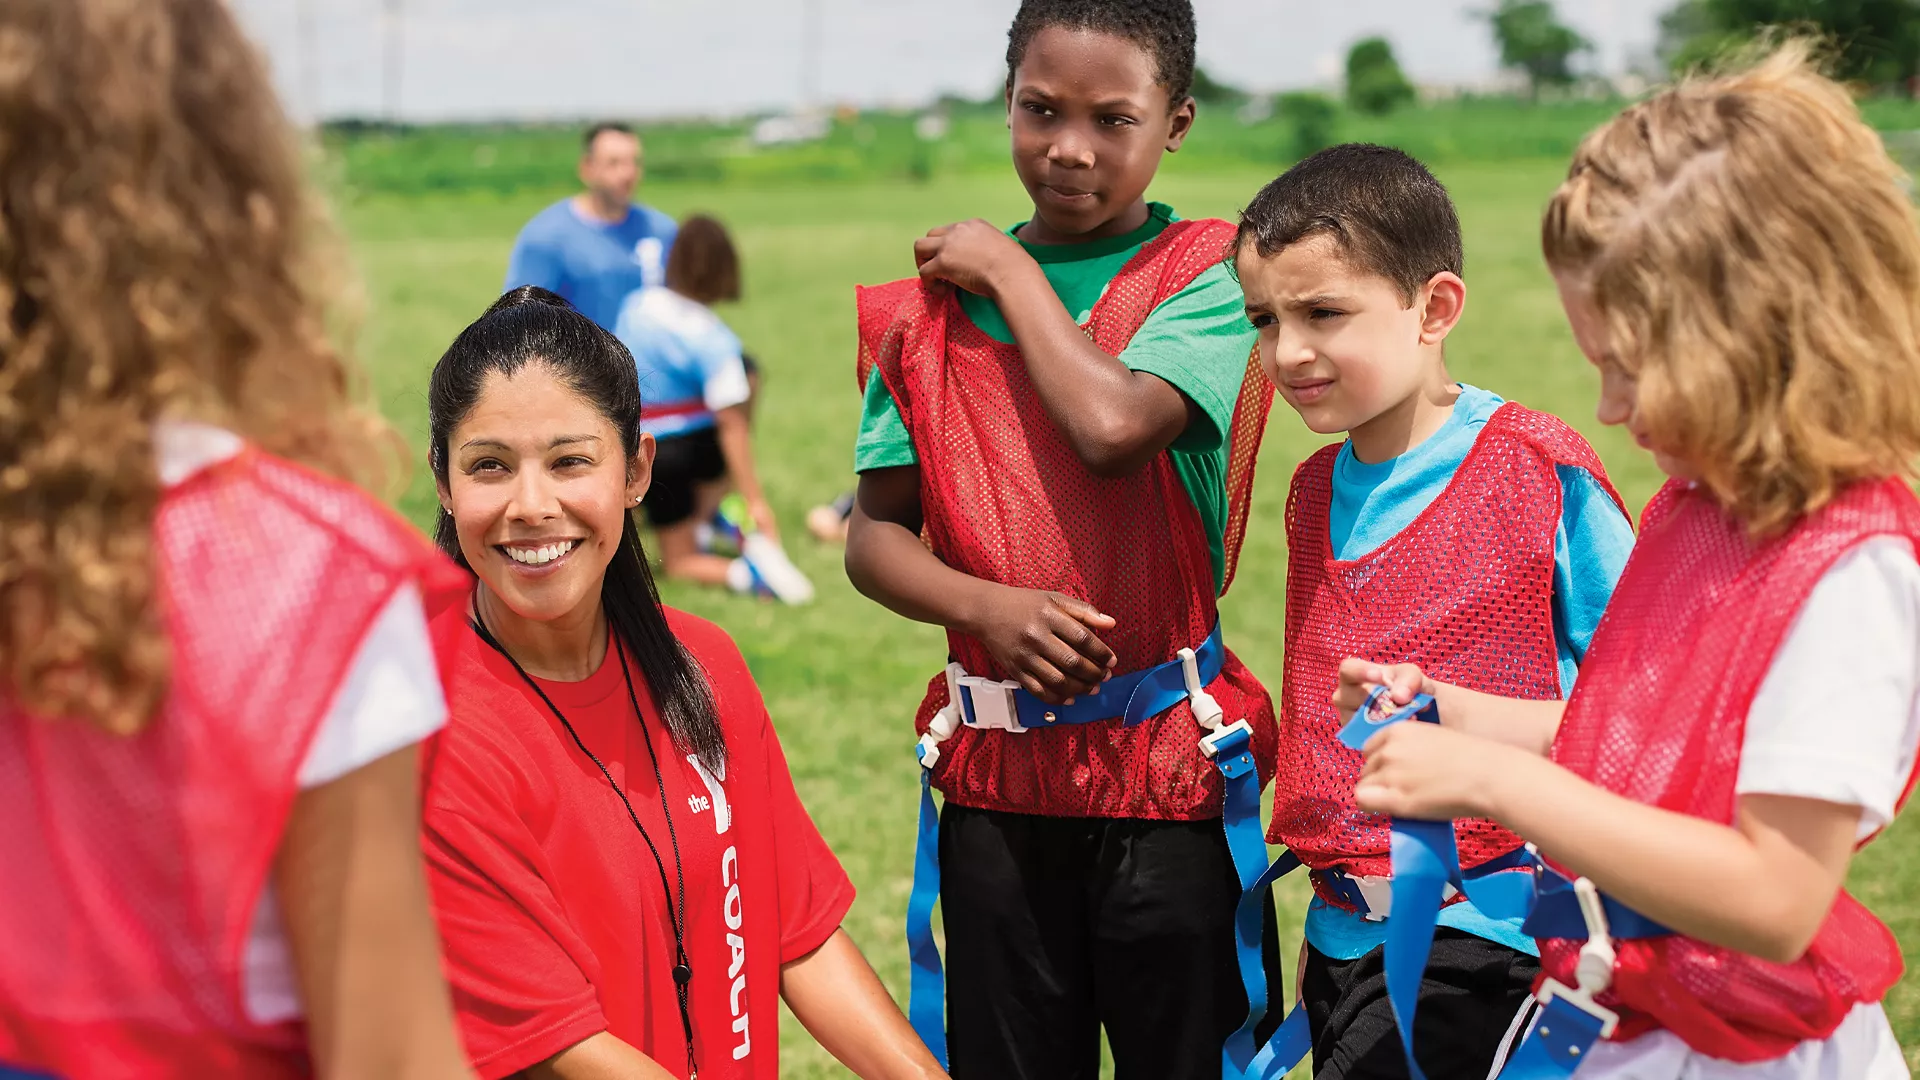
[
  {"left": 504, "top": 122, "right": 677, "bottom": 331},
  {"left": 1234, "top": 144, "right": 1636, "bottom": 1078}
]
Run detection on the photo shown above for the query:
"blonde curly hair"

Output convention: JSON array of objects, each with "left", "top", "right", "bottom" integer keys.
[
  {"left": 1543, "top": 39, "right": 1920, "bottom": 537},
  {"left": 0, "top": 0, "right": 396, "bottom": 733}
]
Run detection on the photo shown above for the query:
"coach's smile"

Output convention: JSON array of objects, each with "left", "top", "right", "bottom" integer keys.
[{"left": 498, "top": 537, "right": 584, "bottom": 575}]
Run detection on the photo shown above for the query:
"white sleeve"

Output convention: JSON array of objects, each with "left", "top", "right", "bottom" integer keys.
[
  {"left": 297, "top": 583, "right": 449, "bottom": 788},
  {"left": 702, "top": 357, "right": 752, "bottom": 414},
  {"left": 1737, "top": 537, "right": 1920, "bottom": 839}
]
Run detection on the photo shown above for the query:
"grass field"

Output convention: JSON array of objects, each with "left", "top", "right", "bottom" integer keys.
[
  {"left": 323, "top": 95, "right": 1920, "bottom": 196},
  {"left": 339, "top": 153, "right": 1920, "bottom": 1076}
]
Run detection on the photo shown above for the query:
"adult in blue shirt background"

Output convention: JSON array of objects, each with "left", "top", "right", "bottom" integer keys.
[{"left": 503, "top": 122, "right": 677, "bottom": 330}]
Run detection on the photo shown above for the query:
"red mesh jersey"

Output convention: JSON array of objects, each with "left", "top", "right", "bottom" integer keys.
[
  {"left": 0, "top": 449, "right": 468, "bottom": 1079},
  {"left": 1269, "top": 404, "right": 1625, "bottom": 890},
  {"left": 1540, "top": 477, "right": 1920, "bottom": 1062},
  {"left": 855, "top": 218, "right": 1278, "bottom": 819}
]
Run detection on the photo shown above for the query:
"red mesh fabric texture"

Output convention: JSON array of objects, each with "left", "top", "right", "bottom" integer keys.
[
  {"left": 1270, "top": 404, "right": 1625, "bottom": 893},
  {"left": 0, "top": 450, "right": 468, "bottom": 1079},
  {"left": 1220, "top": 347, "right": 1272, "bottom": 596},
  {"left": 1539, "top": 477, "right": 1920, "bottom": 1062},
  {"left": 855, "top": 218, "right": 1278, "bottom": 820}
]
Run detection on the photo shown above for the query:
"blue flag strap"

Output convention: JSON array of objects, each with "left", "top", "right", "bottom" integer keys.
[
  {"left": 1211, "top": 721, "right": 1315, "bottom": 1080},
  {"left": 905, "top": 625, "right": 1233, "bottom": 1071},
  {"left": 905, "top": 749, "right": 948, "bottom": 1068},
  {"left": 1346, "top": 687, "right": 1667, "bottom": 1080},
  {"left": 955, "top": 620, "right": 1227, "bottom": 731},
  {"left": 1230, "top": 1001, "right": 1314, "bottom": 1080},
  {"left": 1337, "top": 685, "right": 1438, "bottom": 750},
  {"left": 1496, "top": 991, "right": 1614, "bottom": 1079}
]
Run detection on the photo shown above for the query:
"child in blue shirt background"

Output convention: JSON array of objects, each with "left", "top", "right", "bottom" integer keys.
[{"left": 614, "top": 215, "right": 812, "bottom": 604}]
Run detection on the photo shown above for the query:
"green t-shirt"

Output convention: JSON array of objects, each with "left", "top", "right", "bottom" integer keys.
[{"left": 853, "top": 202, "right": 1257, "bottom": 592}]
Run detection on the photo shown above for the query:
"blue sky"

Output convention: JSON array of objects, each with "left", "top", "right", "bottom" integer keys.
[{"left": 231, "top": 0, "right": 1673, "bottom": 122}]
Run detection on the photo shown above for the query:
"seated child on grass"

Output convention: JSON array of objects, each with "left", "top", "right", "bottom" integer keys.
[{"left": 614, "top": 215, "right": 812, "bottom": 603}]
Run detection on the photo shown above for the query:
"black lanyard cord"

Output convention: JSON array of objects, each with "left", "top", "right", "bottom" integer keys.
[
  {"left": 613, "top": 640, "right": 697, "bottom": 1067},
  {"left": 469, "top": 612, "right": 699, "bottom": 1079}
]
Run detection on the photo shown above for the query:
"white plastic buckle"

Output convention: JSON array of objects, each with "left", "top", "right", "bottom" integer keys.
[
  {"left": 959, "top": 675, "right": 1026, "bottom": 733},
  {"left": 1326, "top": 872, "right": 1455, "bottom": 922},
  {"left": 1351, "top": 874, "right": 1395, "bottom": 922},
  {"left": 1534, "top": 978, "right": 1621, "bottom": 1040},
  {"left": 1180, "top": 646, "right": 1225, "bottom": 731},
  {"left": 916, "top": 733, "right": 943, "bottom": 770},
  {"left": 1199, "top": 718, "right": 1253, "bottom": 759},
  {"left": 918, "top": 663, "right": 967, "bottom": 770},
  {"left": 1572, "top": 876, "right": 1618, "bottom": 998},
  {"left": 1530, "top": 875, "right": 1622, "bottom": 1040}
]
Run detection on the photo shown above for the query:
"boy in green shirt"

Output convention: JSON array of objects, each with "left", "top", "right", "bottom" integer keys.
[{"left": 845, "top": 2, "right": 1282, "bottom": 1076}]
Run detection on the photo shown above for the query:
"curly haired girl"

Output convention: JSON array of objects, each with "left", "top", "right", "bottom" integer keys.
[{"left": 0, "top": 1, "right": 474, "bottom": 1076}]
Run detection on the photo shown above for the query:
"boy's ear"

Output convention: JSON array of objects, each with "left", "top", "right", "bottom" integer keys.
[
  {"left": 1166, "top": 95, "right": 1197, "bottom": 152},
  {"left": 1418, "top": 272, "right": 1467, "bottom": 345}
]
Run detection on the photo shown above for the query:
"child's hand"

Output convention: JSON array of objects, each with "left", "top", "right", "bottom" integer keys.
[
  {"left": 965, "top": 587, "right": 1118, "bottom": 706},
  {"left": 1355, "top": 721, "right": 1509, "bottom": 822},
  {"left": 1331, "top": 658, "right": 1436, "bottom": 715},
  {"left": 744, "top": 494, "right": 780, "bottom": 542},
  {"left": 914, "top": 220, "right": 1034, "bottom": 298}
]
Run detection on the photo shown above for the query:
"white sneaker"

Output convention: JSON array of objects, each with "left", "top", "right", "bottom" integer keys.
[{"left": 740, "top": 533, "right": 815, "bottom": 604}]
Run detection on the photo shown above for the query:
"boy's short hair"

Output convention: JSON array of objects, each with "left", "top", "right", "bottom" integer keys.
[
  {"left": 1235, "top": 144, "right": 1464, "bottom": 305},
  {"left": 582, "top": 120, "right": 635, "bottom": 153},
  {"left": 1005, "top": 0, "right": 1196, "bottom": 104}
]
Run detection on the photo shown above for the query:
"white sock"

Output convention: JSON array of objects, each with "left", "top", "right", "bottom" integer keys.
[{"left": 725, "top": 557, "right": 754, "bottom": 594}]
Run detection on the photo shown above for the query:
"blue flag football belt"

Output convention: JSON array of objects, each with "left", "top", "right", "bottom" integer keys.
[
  {"left": 905, "top": 621, "right": 1314, "bottom": 1075},
  {"left": 1330, "top": 688, "right": 1674, "bottom": 1080},
  {"left": 906, "top": 660, "right": 1671, "bottom": 1079}
]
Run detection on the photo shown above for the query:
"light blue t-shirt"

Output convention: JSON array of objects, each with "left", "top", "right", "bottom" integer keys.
[
  {"left": 1306, "top": 384, "right": 1636, "bottom": 961},
  {"left": 613, "top": 287, "right": 752, "bottom": 439},
  {"left": 504, "top": 199, "right": 678, "bottom": 331}
]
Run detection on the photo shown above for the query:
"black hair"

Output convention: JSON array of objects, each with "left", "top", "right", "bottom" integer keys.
[
  {"left": 428, "top": 286, "right": 725, "bottom": 772},
  {"left": 1234, "top": 143, "right": 1463, "bottom": 305},
  {"left": 1005, "top": 0, "right": 1197, "bottom": 104},
  {"left": 582, "top": 120, "right": 635, "bottom": 153},
  {"left": 665, "top": 215, "right": 741, "bottom": 306}
]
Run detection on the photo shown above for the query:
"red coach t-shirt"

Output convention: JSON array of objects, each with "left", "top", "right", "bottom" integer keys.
[{"left": 422, "top": 605, "right": 855, "bottom": 1079}]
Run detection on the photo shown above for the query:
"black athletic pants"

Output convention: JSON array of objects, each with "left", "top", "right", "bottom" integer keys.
[
  {"left": 939, "top": 804, "right": 1284, "bottom": 1080},
  {"left": 1303, "top": 929, "right": 1541, "bottom": 1080}
]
